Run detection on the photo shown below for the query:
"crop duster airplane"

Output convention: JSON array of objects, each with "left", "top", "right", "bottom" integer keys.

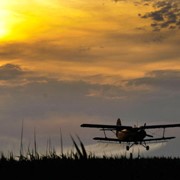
[{"left": 81, "top": 118, "right": 180, "bottom": 151}]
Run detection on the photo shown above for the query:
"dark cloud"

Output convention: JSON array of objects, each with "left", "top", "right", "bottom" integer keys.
[
  {"left": 0, "top": 41, "right": 95, "bottom": 62},
  {"left": 140, "top": 0, "right": 180, "bottom": 31},
  {"left": 0, "top": 64, "right": 27, "bottom": 80},
  {"left": 126, "top": 70, "right": 180, "bottom": 91},
  {"left": 112, "top": 0, "right": 180, "bottom": 31}
]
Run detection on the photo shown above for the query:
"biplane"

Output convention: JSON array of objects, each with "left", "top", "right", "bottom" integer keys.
[{"left": 80, "top": 118, "right": 180, "bottom": 151}]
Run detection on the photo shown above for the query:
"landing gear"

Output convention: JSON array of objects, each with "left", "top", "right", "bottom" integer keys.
[
  {"left": 141, "top": 142, "right": 150, "bottom": 151},
  {"left": 125, "top": 143, "right": 150, "bottom": 151},
  {"left": 146, "top": 145, "right": 149, "bottom": 151},
  {"left": 126, "top": 143, "right": 135, "bottom": 151}
]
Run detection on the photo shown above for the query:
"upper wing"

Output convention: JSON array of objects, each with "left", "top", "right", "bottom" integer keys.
[
  {"left": 81, "top": 123, "right": 180, "bottom": 130},
  {"left": 140, "top": 123, "right": 180, "bottom": 129},
  {"left": 80, "top": 123, "right": 132, "bottom": 131}
]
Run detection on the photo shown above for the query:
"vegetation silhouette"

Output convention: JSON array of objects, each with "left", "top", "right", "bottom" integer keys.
[{"left": 0, "top": 134, "right": 180, "bottom": 179}]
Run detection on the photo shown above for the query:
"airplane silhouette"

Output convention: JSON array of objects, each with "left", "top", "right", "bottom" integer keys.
[{"left": 81, "top": 118, "right": 180, "bottom": 151}]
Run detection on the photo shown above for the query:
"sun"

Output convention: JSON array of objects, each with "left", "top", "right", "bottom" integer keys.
[
  {"left": 0, "top": 22, "right": 9, "bottom": 38},
  {"left": 0, "top": 7, "right": 32, "bottom": 41},
  {"left": 0, "top": 9, "right": 12, "bottom": 40},
  {"left": 0, "top": 2, "right": 58, "bottom": 42},
  {"left": 0, "top": 3, "right": 31, "bottom": 41}
]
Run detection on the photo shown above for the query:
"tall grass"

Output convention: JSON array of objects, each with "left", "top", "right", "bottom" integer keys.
[{"left": 0, "top": 133, "right": 92, "bottom": 162}]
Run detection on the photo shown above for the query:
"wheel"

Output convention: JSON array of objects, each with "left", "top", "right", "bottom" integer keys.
[{"left": 146, "top": 146, "right": 149, "bottom": 151}]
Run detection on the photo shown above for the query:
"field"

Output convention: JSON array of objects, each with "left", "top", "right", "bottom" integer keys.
[
  {"left": 1, "top": 155, "right": 180, "bottom": 179},
  {"left": 0, "top": 138, "right": 180, "bottom": 179}
]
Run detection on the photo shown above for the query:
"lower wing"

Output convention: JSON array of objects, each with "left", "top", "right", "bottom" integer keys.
[{"left": 93, "top": 136, "right": 175, "bottom": 143}]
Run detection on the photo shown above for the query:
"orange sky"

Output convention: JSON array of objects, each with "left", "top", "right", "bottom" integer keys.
[{"left": 1, "top": 0, "right": 179, "bottom": 84}]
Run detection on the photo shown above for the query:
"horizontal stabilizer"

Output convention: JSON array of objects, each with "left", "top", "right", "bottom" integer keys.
[{"left": 94, "top": 137, "right": 121, "bottom": 142}]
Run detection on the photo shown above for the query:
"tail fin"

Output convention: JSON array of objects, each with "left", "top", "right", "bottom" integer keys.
[
  {"left": 116, "top": 118, "right": 121, "bottom": 126},
  {"left": 116, "top": 118, "right": 121, "bottom": 138}
]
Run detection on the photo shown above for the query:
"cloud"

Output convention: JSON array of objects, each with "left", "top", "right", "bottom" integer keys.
[
  {"left": 0, "top": 64, "right": 24, "bottom": 80},
  {"left": 1, "top": 28, "right": 179, "bottom": 74},
  {"left": 0, "top": 41, "right": 94, "bottom": 63},
  {"left": 126, "top": 70, "right": 180, "bottom": 91},
  {"left": 0, "top": 63, "right": 42, "bottom": 87},
  {"left": 0, "top": 64, "right": 26, "bottom": 80},
  {"left": 140, "top": 0, "right": 180, "bottom": 31},
  {"left": 112, "top": 0, "right": 180, "bottom": 31},
  {"left": 1, "top": 65, "right": 180, "bottom": 155}
]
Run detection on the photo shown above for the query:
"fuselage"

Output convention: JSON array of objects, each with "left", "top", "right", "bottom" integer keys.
[{"left": 116, "top": 128, "right": 146, "bottom": 142}]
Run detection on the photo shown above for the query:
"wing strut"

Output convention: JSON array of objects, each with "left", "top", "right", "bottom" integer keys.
[
  {"left": 163, "top": 128, "right": 165, "bottom": 138},
  {"left": 102, "top": 129, "right": 107, "bottom": 138}
]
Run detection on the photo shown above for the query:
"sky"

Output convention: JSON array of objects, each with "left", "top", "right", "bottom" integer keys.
[{"left": 0, "top": 0, "right": 180, "bottom": 157}]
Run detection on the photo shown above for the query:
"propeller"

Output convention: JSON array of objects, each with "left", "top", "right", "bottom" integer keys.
[
  {"left": 143, "top": 123, "right": 153, "bottom": 138},
  {"left": 146, "top": 133, "right": 153, "bottom": 138}
]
